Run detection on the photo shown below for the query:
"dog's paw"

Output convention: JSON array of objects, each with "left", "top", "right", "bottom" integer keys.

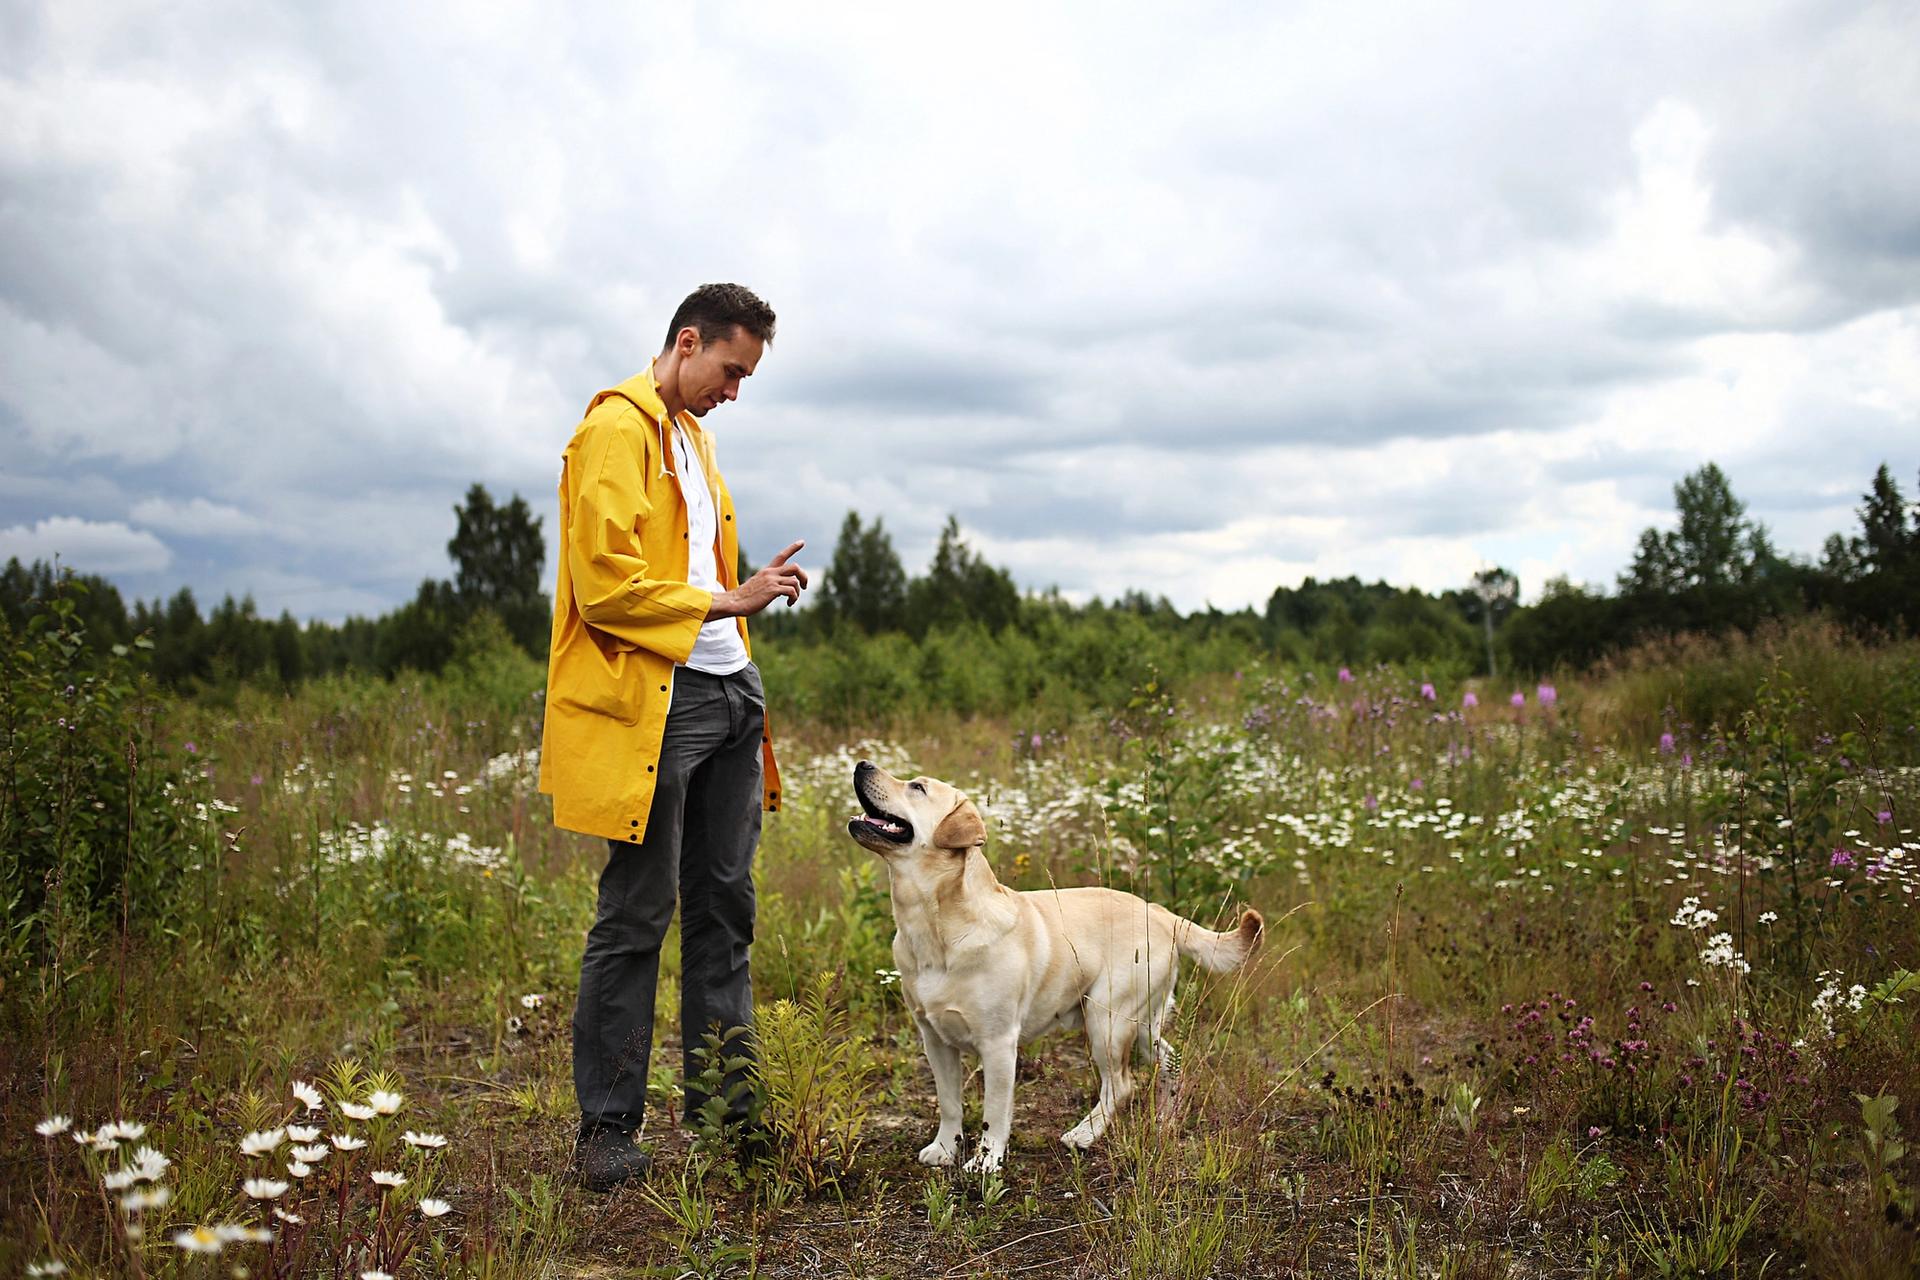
[
  {"left": 962, "top": 1146, "right": 1004, "bottom": 1174},
  {"left": 917, "top": 1138, "right": 959, "bottom": 1167},
  {"left": 1060, "top": 1121, "right": 1098, "bottom": 1150}
]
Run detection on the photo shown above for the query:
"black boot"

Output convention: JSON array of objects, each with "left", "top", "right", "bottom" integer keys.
[{"left": 574, "top": 1126, "right": 652, "bottom": 1192}]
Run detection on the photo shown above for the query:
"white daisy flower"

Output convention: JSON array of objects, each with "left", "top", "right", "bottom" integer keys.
[
  {"left": 273, "top": 1208, "right": 303, "bottom": 1224},
  {"left": 340, "top": 1102, "right": 376, "bottom": 1122},
  {"left": 26, "top": 1261, "right": 67, "bottom": 1276},
  {"left": 172, "top": 1226, "right": 224, "bottom": 1254},
  {"left": 287, "top": 1124, "right": 321, "bottom": 1143},
  {"left": 120, "top": 1186, "right": 172, "bottom": 1213},
  {"left": 244, "top": 1178, "right": 290, "bottom": 1200},
  {"left": 330, "top": 1134, "right": 367, "bottom": 1151},
  {"left": 418, "top": 1198, "right": 452, "bottom": 1218},
  {"left": 292, "top": 1080, "right": 324, "bottom": 1111},
  {"left": 36, "top": 1116, "right": 72, "bottom": 1137},
  {"left": 402, "top": 1131, "right": 448, "bottom": 1149},
  {"left": 287, "top": 1161, "right": 313, "bottom": 1179},
  {"left": 519, "top": 993, "right": 545, "bottom": 1009},
  {"left": 241, "top": 1129, "right": 286, "bottom": 1157},
  {"left": 103, "top": 1167, "right": 140, "bottom": 1191},
  {"left": 213, "top": 1224, "right": 272, "bottom": 1244},
  {"left": 370, "top": 1169, "right": 407, "bottom": 1188},
  {"left": 361, "top": 1271, "right": 395, "bottom": 1280},
  {"left": 131, "top": 1147, "right": 170, "bottom": 1181},
  {"left": 106, "top": 1121, "right": 147, "bottom": 1142},
  {"left": 368, "top": 1090, "right": 404, "bottom": 1116},
  {"left": 291, "top": 1144, "right": 329, "bottom": 1162}
]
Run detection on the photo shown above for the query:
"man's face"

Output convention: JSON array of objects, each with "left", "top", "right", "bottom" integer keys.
[{"left": 674, "top": 325, "right": 763, "bottom": 417}]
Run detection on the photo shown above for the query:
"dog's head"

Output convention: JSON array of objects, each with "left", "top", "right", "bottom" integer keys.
[{"left": 847, "top": 761, "right": 986, "bottom": 859}]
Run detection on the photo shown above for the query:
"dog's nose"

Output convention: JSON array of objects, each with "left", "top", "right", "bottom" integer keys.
[{"left": 855, "top": 759, "right": 873, "bottom": 776}]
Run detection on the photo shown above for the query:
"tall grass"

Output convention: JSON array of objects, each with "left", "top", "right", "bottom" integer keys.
[{"left": 5, "top": 612, "right": 1918, "bottom": 1276}]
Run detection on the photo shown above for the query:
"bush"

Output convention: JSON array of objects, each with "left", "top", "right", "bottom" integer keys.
[{"left": 0, "top": 593, "right": 195, "bottom": 973}]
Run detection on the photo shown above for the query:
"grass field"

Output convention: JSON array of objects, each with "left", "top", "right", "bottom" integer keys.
[{"left": 5, "top": 626, "right": 1919, "bottom": 1278}]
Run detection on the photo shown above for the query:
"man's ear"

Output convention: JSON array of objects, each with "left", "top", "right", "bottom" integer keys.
[{"left": 932, "top": 800, "right": 986, "bottom": 852}]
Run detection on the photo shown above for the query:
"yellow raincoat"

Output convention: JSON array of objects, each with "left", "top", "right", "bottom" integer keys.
[{"left": 538, "top": 363, "right": 781, "bottom": 843}]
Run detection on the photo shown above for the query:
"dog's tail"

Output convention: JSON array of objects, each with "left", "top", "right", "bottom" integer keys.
[{"left": 1170, "top": 907, "right": 1264, "bottom": 973}]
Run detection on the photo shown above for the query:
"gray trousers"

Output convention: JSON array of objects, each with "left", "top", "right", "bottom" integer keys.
[{"left": 573, "top": 663, "right": 764, "bottom": 1136}]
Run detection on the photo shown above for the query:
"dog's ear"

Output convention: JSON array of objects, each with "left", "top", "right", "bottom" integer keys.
[{"left": 932, "top": 799, "right": 986, "bottom": 852}]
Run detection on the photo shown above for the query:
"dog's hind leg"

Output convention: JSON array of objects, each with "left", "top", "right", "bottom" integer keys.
[
  {"left": 1062, "top": 1006, "right": 1137, "bottom": 1151},
  {"left": 1143, "top": 983, "right": 1182, "bottom": 1112}
]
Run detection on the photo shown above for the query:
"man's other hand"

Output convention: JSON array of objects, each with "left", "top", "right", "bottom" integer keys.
[{"left": 711, "top": 541, "right": 809, "bottom": 618}]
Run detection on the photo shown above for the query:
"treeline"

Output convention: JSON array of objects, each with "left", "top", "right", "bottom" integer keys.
[
  {"left": 0, "top": 485, "right": 549, "bottom": 688},
  {"left": 2, "top": 460, "right": 1915, "bottom": 700}
]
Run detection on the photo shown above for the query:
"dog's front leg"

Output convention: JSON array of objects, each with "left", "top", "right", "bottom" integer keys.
[
  {"left": 964, "top": 1036, "right": 1018, "bottom": 1172},
  {"left": 913, "top": 1012, "right": 965, "bottom": 1166}
]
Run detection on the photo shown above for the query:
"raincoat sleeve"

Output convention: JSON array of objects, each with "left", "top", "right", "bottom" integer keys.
[{"left": 566, "top": 412, "right": 713, "bottom": 662}]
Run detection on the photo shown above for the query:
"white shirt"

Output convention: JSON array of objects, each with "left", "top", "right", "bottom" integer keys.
[{"left": 671, "top": 422, "right": 751, "bottom": 675}]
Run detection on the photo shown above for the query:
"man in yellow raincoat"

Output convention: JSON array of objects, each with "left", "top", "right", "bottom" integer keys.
[{"left": 540, "top": 283, "right": 808, "bottom": 1190}]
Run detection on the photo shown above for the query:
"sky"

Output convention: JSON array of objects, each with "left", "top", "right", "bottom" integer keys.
[{"left": 3, "top": 0, "right": 1917, "bottom": 622}]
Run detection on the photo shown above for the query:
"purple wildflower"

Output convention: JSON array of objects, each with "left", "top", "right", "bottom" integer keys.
[
  {"left": 1362, "top": 793, "right": 1378, "bottom": 811},
  {"left": 1537, "top": 683, "right": 1557, "bottom": 706},
  {"left": 1830, "top": 848, "right": 1855, "bottom": 869},
  {"left": 1877, "top": 809, "right": 1893, "bottom": 826},
  {"left": 1410, "top": 777, "right": 1424, "bottom": 791},
  {"left": 1463, "top": 691, "right": 1479, "bottom": 709},
  {"left": 1338, "top": 666, "right": 1353, "bottom": 684},
  {"left": 185, "top": 741, "right": 198, "bottom": 754},
  {"left": 1510, "top": 691, "right": 1525, "bottom": 708},
  {"left": 1659, "top": 732, "right": 1675, "bottom": 754},
  {"left": 1420, "top": 682, "right": 1436, "bottom": 701}
]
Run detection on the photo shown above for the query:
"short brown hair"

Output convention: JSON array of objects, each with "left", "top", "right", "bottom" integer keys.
[{"left": 662, "top": 283, "right": 776, "bottom": 352}]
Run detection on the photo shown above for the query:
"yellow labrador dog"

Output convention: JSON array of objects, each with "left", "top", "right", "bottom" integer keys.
[{"left": 848, "top": 760, "right": 1262, "bottom": 1172}]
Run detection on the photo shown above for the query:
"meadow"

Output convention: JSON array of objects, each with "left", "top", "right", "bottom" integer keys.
[{"left": 4, "top": 611, "right": 1918, "bottom": 1278}]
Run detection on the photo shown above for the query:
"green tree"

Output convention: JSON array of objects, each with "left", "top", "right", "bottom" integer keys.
[
  {"left": 0, "top": 558, "right": 131, "bottom": 646},
  {"left": 1858, "top": 464, "right": 1916, "bottom": 576},
  {"left": 271, "top": 610, "right": 306, "bottom": 685},
  {"left": 817, "top": 511, "right": 908, "bottom": 634},
  {"left": 448, "top": 483, "right": 549, "bottom": 655},
  {"left": 1624, "top": 462, "right": 1777, "bottom": 595},
  {"left": 906, "top": 516, "right": 1021, "bottom": 636}
]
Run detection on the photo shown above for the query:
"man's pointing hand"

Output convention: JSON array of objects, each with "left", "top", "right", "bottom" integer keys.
[{"left": 711, "top": 540, "right": 809, "bottom": 618}]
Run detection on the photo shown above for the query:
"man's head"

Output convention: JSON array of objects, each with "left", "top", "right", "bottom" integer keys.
[{"left": 657, "top": 283, "right": 776, "bottom": 419}]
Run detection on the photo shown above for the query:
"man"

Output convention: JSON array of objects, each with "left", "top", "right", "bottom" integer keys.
[{"left": 540, "top": 283, "right": 808, "bottom": 1191}]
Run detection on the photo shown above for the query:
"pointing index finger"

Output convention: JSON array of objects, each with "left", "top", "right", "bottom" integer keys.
[{"left": 769, "top": 539, "right": 805, "bottom": 566}]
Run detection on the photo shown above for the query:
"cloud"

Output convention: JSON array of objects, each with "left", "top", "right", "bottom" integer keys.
[
  {"left": 130, "top": 496, "right": 265, "bottom": 538},
  {"left": 0, "top": 0, "right": 1916, "bottom": 619},
  {"left": 0, "top": 516, "right": 171, "bottom": 575}
]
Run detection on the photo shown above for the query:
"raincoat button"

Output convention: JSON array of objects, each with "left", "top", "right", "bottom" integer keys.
[
  {"left": 659, "top": 684, "right": 667, "bottom": 691},
  {"left": 646, "top": 764, "right": 654, "bottom": 773},
  {"left": 631, "top": 820, "right": 639, "bottom": 827},
  {"left": 628, "top": 834, "right": 638, "bottom": 841}
]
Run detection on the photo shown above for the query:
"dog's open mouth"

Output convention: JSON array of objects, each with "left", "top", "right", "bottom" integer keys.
[{"left": 853, "top": 792, "right": 913, "bottom": 843}]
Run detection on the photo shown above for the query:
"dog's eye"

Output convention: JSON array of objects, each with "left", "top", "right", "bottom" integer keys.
[{"left": 909, "top": 781, "right": 925, "bottom": 793}]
